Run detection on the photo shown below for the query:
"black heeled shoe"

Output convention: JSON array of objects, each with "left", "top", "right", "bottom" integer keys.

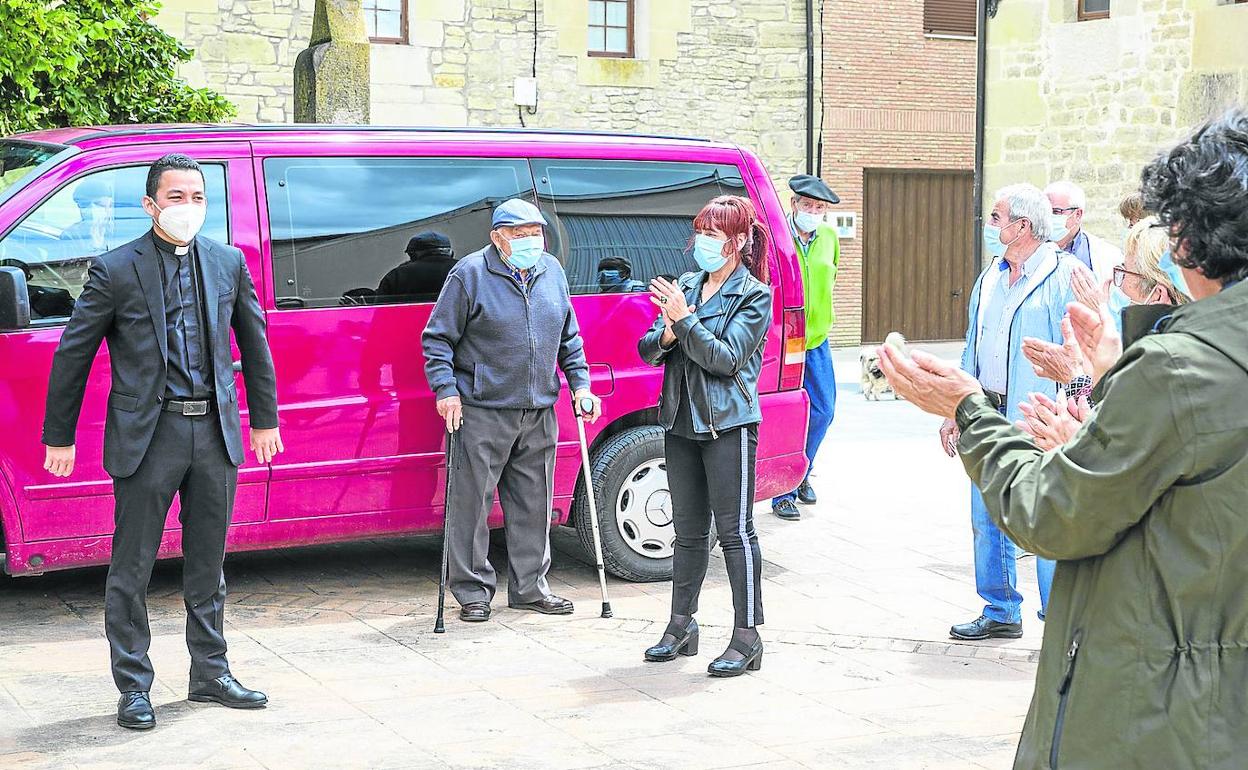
[
  {"left": 707, "top": 636, "right": 763, "bottom": 677},
  {"left": 644, "top": 618, "right": 699, "bottom": 662}
]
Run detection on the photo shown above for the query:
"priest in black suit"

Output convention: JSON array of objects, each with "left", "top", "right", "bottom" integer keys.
[{"left": 41, "top": 154, "right": 284, "bottom": 731}]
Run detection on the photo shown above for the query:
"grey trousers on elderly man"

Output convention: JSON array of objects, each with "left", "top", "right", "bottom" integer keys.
[{"left": 447, "top": 404, "right": 558, "bottom": 605}]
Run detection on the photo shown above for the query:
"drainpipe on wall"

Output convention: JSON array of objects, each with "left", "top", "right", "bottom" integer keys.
[
  {"left": 973, "top": 0, "right": 990, "bottom": 270},
  {"left": 805, "top": 0, "right": 816, "bottom": 175}
]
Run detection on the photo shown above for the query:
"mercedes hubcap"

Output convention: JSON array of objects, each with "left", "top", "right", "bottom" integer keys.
[{"left": 613, "top": 458, "right": 673, "bottom": 560}]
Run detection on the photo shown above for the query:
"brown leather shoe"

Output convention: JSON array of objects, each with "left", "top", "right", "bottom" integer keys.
[{"left": 508, "top": 595, "right": 574, "bottom": 615}]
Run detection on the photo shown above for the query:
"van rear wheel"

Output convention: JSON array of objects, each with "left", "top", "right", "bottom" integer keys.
[{"left": 573, "top": 426, "right": 674, "bottom": 583}]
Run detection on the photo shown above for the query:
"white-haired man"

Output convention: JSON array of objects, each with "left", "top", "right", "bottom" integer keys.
[
  {"left": 943, "top": 183, "right": 1076, "bottom": 641},
  {"left": 1045, "top": 180, "right": 1123, "bottom": 284}
]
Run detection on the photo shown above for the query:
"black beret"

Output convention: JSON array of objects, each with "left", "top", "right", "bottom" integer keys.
[
  {"left": 405, "top": 232, "right": 453, "bottom": 257},
  {"left": 788, "top": 174, "right": 840, "bottom": 204}
]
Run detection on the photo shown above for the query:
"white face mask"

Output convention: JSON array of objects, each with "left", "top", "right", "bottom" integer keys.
[
  {"left": 793, "top": 209, "right": 823, "bottom": 233},
  {"left": 153, "top": 202, "right": 207, "bottom": 244}
]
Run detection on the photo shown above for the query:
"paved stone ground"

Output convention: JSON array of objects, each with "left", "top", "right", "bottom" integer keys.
[{"left": 0, "top": 344, "right": 1046, "bottom": 770}]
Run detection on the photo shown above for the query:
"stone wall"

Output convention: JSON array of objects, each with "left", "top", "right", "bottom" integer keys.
[
  {"left": 153, "top": 0, "right": 819, "bottom": 197},
  {"left": 984, "top": 0, "right": 1248, "bottom": 256},
  {"left": 154, "top": 0, "right": 316, "bottom": 122}
]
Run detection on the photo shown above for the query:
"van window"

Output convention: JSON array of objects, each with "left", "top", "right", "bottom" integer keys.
[
  {"left": 0, "top": 164, "right": 229, "bottom": 321},
  {"left": 264, "top": 157, "right": 535, "bottom": 308},
  {"left": 531, "top": 159, "right": 748, "bottom": 295}
]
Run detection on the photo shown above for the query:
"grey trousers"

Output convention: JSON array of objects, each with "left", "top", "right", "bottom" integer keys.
[
  {"left": 447, "top": 405, "right": 557, "bottom": 606},
  {"left": 106, "top": 409, "right": 236, "bottom": 693}
]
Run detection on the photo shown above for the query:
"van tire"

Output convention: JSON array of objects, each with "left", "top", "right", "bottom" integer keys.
[{"left": 573, "top": 426, "right": 673, "bottom": 583}]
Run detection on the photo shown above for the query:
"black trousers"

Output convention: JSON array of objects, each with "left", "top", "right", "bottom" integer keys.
[
  {"left": 105, "top": 409, "right": 237, "bottom": 693},
  {"left": 665, "top": 425, "right": 763, "bottom": 628}
]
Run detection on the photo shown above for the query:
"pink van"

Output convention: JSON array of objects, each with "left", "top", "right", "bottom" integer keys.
[{"left": 0, "top": 126, "right": 809, "bottom": 581}]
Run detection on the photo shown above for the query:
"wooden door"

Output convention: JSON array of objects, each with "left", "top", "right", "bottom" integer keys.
[{"left": 862, "top": 169, "right": 975, "bottom": 342}]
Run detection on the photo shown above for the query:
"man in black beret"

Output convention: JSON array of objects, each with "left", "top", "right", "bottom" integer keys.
[
  {"left": 771, "top": 174, "right": 841, "bottom": 521},
  {"left": 376, "top": 232, "right": 456, "bottom": 304}
]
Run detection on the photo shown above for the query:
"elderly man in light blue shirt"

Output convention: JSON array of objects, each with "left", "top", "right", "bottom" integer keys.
[{"left": 940, "top": 183, "right": 1078, "bottom": 641}]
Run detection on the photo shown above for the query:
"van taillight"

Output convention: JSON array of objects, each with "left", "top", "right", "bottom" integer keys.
[{"left": 780, "top": 309, "right": 805, "bottom": 391}]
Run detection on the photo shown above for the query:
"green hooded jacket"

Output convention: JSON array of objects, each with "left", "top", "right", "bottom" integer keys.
[{"left": 955, "top": 281, "right": 1248, "bottom": 769}]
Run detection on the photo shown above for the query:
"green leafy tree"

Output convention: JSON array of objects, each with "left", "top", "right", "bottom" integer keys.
[{"left": 0, "top": 0, "right": 235, "bottom": 135}]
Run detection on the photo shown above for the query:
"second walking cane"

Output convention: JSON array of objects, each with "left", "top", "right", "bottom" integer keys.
[
  {"left": 434, "top": 428, "right": 455, "bottom": 633},
  {"left": 574, "top": 396, "right": 613, "bottom": 618}
]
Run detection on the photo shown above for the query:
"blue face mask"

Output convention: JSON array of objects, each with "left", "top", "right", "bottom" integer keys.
[
  {"left": 1048, "top": 214, "right": 1070, "bottom": 244},
  {"left": 1107, "top": 286, "right": 1134, "bottom": 335},
  {"left": 505, "top": 235, "right": 544, "bottom": 270},
  {"left": 1157, "top": 249, "right": 1190, "bottom": 298},
  {"left": 983, "top": 225, "right": 1008, "bottom": 258},
  {"left": 692, "top": 234, "right": 729, "bottom": 272},
  {"left": 598, "top": 269, "right": 625, "bottom": 289}
]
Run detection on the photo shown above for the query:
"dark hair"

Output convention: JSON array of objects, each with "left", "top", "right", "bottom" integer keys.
[
  {"left": 691, "top": 195, "right": 771, "bottom": 283},
  {"left": 146, "top": 154, "right": 204, "bottom": 199},
  {"left": 597, "top": 256, "right": 632, "bottom": 278},
  {"left": 1140, "top": 108, "right": 1248, "bottom": 285}
]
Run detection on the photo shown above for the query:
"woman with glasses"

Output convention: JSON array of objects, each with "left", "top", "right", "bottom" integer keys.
[{"left": 1020, "top": 215, "right": 1192, "bottom": 448}]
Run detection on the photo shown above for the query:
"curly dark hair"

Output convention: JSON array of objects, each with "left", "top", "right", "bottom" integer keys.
[{"left": 1140, "top": 108, "right": 1248, "bottom": 285}]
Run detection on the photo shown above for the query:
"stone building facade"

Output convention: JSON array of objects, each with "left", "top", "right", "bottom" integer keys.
[
  {"left": 819, "top": 0, "right": 977, "bottom": 344},
  {"left": 153, "top": 0, "right": 821, "bottom": 200},
  {"left": 984, "top": 0, "right": 1248, "bottom": 246}
]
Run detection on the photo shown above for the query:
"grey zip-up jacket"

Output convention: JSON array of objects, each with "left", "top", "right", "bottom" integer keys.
[
  {"left": 421, "top": 244, "right": 591, "bottom": 409},
  {"left": 638, "top": 265, "right": 771, "bottom": 437}
]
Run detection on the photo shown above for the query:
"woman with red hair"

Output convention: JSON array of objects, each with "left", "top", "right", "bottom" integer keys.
[{"left": 637, "top": 195, "right": 773, "bottom": 677}]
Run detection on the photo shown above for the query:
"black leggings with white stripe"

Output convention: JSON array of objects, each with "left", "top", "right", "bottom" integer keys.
[{"left": 665, "top": 425, "right": 764, "bottom": 628}]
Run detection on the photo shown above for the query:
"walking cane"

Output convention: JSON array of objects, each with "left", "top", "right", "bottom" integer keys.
[
  {"left": 434, "top": 428, "right": 455, "bottom": 633},
  {"left": 574, "top": 395, "right": 613, "bottom": 619}
]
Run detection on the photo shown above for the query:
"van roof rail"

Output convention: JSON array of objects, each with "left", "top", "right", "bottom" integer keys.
[{"left": 66, "top": 124, "right": 715, "bottom": 145}]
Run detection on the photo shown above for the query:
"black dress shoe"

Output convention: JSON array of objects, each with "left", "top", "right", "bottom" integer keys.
[
  {"left": 950, "top": 615, "right": 1023, "bottom": 641},
  {"left": 460, "top": 601, "right": 491, "bottom": 622},
  {"left": 707, "top": 637, "right": 763, "bottom": 677},
  {"left": 508, "top": 595, "right": 574, "bottom": 615},
  {"left": 796, "top": 480, "right": 817, "bottom": 505},
  {"left": 117, "top": 691, "right": 155, "bottom": 730},
  {"left": 644, "top": 618, "right": 699, "bottom": 662},
  {"left": 188, "top": 674, "right": 268, "bottom": 709},
  {"left": 772, "top": 498, "right": 800, "bottom": 521}
]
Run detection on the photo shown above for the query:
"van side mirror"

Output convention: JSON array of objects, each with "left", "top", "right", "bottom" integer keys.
[{"left": 0, "top": 266, "right": 31, "bottom": 330}]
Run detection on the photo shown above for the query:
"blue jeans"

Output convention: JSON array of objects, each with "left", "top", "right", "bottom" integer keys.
[
  {"left": 972, "top": 483, "right": 1053, "bottom": 623},
  {"left": 773, "top": 341, "right": 836, "bottom": 504}
]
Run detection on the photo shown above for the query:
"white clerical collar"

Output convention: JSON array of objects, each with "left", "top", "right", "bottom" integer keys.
[{"left": 174, "top": 245, "right": 189, "bottom": 256}]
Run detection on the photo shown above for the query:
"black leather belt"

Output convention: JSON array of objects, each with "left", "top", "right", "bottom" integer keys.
[
  {"left": 163, "top": 399, "right": 212, "bottom": 416},
  {"left": 983, "top": 390, "right": 1007, "bottom": 411}
]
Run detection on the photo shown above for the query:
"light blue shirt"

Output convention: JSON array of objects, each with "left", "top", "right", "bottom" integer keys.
[{"left": 977, "top": 251, "right": 1043, "bottom": 393}]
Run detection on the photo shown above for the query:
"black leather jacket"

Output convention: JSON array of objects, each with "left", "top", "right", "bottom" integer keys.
[{"left": 638, "top": 265, "right": 772, "bottom": 438}]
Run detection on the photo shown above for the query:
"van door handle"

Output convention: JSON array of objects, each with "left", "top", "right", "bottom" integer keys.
[{"left": 232, "top": 360, "right": 242, "bottom": 373}]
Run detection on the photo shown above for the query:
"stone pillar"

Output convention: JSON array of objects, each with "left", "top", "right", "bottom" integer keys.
[{"left": 294, "top": 0, "right": 371, "bottom": 123}]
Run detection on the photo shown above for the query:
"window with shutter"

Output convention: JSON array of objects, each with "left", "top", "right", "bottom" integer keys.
[{"left": 924, "top": 0, "right": 977, "bottom": 37}]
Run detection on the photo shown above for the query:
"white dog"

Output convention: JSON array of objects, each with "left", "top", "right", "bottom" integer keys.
[{"left": 860, "top": 332, "right": 908, "bottom": 401}]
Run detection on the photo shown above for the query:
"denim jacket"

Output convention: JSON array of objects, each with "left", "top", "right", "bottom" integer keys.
[{"left": 960, "top": 242, "right": 1077, "bottom": 422}]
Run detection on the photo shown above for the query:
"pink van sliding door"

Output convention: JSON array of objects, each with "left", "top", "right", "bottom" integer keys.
[
  {"left": 255, "top": 152, "right": 538, "bottom": 537},
  {"left": 0, "top": 145, "right": 265, "bottom": 574}
]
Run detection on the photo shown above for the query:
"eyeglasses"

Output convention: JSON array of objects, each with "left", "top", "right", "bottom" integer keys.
[
  {"left": 1112, "top": 265, "right": 1144, "bottom": 288},
  {"left": 1051, "top": 207, "right": 1080, "bottom": 215}
]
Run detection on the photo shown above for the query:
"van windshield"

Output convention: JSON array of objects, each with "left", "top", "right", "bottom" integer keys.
[{"left": 0, "top": 140, "right": 69, "bottom": 207}]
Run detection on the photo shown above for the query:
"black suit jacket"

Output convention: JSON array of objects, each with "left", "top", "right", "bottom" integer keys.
[{"left": 42, "top": 234, "right": 279, "bottom": 478}]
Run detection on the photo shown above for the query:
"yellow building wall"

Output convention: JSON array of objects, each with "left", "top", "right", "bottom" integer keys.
[{"left": 983, "top": 0, "right": 1248, "bottom": 252}]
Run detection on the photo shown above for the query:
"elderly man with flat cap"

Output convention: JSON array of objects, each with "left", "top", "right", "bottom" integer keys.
[
  {"left": 771, "top": 174, "right": 841, "bottom": 521},
  {"left": 422, "top": 198, "right": 601, "bottom": 622}
]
